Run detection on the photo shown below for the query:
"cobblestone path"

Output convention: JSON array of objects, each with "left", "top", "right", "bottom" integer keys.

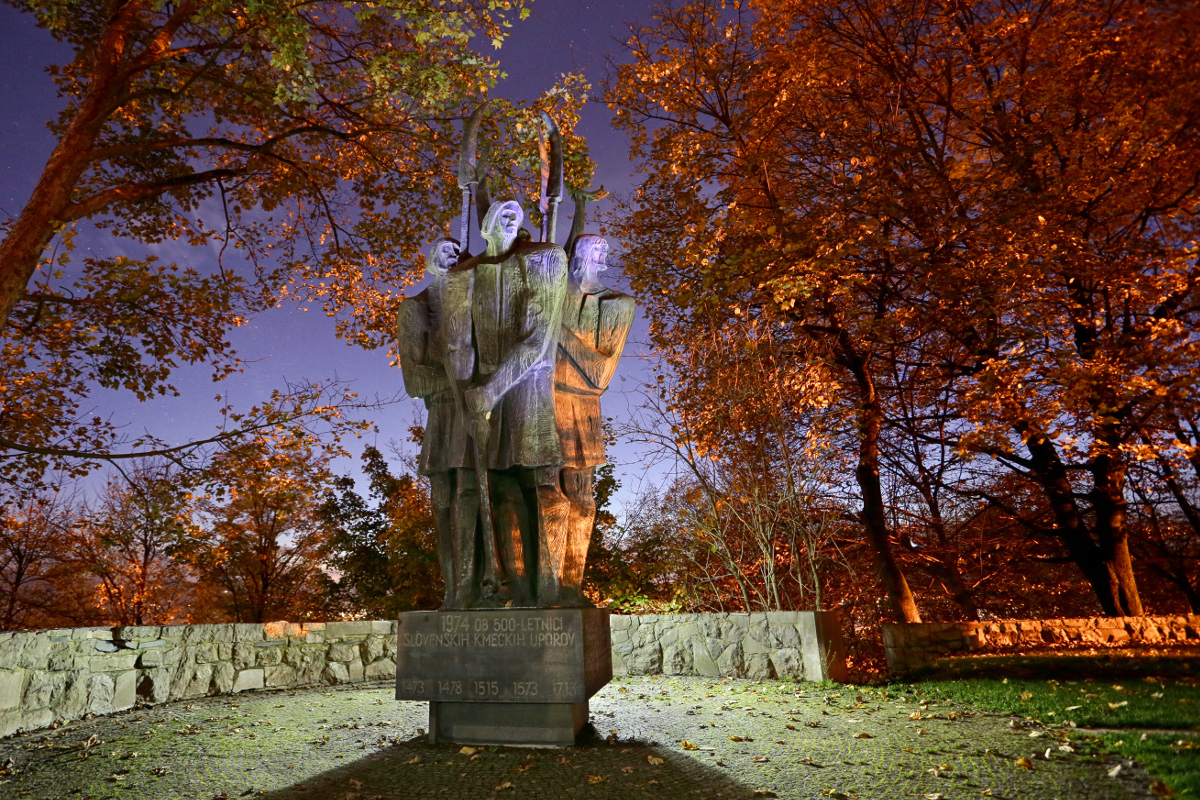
[{"left": 0, "top": 676, "right": 1158, "bottom": 799}]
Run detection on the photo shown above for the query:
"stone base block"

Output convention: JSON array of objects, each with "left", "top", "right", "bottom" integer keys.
[
  {"left": 395, "top": 608, "right": 611, "bottom": 704},
  {"left": 397, "top": 608, "right": 610, "bottom": 747},
  {"left": 429, "top": 701, "right": 589, "bottom": 747}
]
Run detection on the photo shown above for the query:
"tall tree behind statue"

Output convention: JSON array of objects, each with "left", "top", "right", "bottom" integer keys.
[{"left": 608, "top": 0, "right": 1200, "bottom": 619}]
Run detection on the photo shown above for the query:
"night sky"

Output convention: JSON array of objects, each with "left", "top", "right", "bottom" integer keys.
[{"left": 0, "top": 1, "right": 665, "bottom": 510}]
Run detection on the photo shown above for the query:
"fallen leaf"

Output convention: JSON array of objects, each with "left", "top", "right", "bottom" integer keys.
[
  {"left": 620, "top": 766, "right": 634, "bottom": 774},
  {"left": 647, "top": 755, "right": 664, "bottom": 766},
  {"left": 1150, "top": 779, "right": 1175, "bottom": 798},
  {"left": 586, "top": 774, "right": 606, "bottom": 784},
  {"left": 1108, "top": 764, "right": 1123, "bottom": 778},
  {"left": 1152, "top": 692, "right": 1164, "bottom": 699},
  {"left": 753, "top": 791, "right": 778, "bottom": 798},
  {"left": 1108, "top": 701, "right": 1129, "bottom": 709},
  {"left": 909, "top": 712, "right": 923, "bottom": 720},
  {"left": 752, "top": 756, "right": 770, "bottom": 763},
  {"left": 407, "top": 756, "right": 420, "bottom": 764},
  {"left": 682, "top": 740, "right": 699, "bottom": 751},
  {"left": 854, "top": 732, "right": 873, "bottom": 739},
  {"left": 1015, "top": 757, "right": 1034, "bottom": 770},
  {"left": 459, "top": 746, "right": 477, "bottom": 756},
  {"left": 1065, "top": 706, "right": 1083, "bottom": 711},
  {"left": 980, "top": 790, "right": 993, "bottom": 797},
  {"left": 1019, "top": 692, "right": 1033, "bottom": 701},
  {"left": 494, "top": 781, "right": 513, "bottom": 791},
  {"left": 923, "top": 794, "right": 945, "bottom": 800},
  {"left": 729, "top": 735, "right": 744, "bottom": 742},
  {"left": 349, "top": 780, "right": 362, "bottom": 789},
  {"left": 786, "top": 724, "right": 796, "bottom": 730}
]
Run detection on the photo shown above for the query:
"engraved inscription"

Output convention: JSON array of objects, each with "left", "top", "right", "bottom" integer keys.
[{"left": 395, "top": 609, "right": 610, "bottom": 704}]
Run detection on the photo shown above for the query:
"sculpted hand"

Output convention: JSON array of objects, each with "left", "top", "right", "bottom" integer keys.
[{"left": 464, "top": 386, "right": 492, "bottom": 417}]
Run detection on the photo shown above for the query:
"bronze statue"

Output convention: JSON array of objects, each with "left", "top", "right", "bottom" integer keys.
[
  {"left": 396, "top": 238, "right": 480, "bottom": 609},
  {"left": 554, "top": 235, "right": 635, "bottom": 605},
  {"left": 399, "top": 108, "right": 634, "bottom": 610}
]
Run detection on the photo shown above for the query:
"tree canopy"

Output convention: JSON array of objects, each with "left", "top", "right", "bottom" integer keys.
[
  {"left": 607, "top": 0, "right": 1200, "bottom": 620},
  {"left": 0, "top": 0, "right": 593, "bottom": 486}
]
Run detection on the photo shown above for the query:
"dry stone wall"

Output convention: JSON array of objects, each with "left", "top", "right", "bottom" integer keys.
[
  {"left": 1, "top": 611, "right": 847, "bottom": 739},
  {"left": 882, "top": 615, "right": 1200, "bottom": 676},
  {"left": 611, "top": 611, "right": 847, "bottom": 683},
  {"left": 0, "top": 620, "right": 397, "bottom": 739}
]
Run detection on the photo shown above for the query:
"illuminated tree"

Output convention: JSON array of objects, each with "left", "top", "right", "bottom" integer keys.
[
  {"left": 0, "top": 0, "right": 592, "bottom": 485},
  {"left": 608, "top": 0, "right": 1200, "bottom": 617}
]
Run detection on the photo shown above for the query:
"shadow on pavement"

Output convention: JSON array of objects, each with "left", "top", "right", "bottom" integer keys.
[{"left": 257, "top": 732, "right": 765, "bottom": 800}]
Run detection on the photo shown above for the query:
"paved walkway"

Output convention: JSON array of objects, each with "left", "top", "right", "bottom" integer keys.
[{"left": 0, "top": 676, "right": 1158, "bottom": 799}]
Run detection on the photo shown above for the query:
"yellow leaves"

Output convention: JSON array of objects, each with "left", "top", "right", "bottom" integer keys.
[
  {"left": 585, "top": 774, "right": 606, "bottom": 784},
  {"left": 1015, "top": 757, "right": 1034, "bottom": 770},
  {"left": 681, "top": 740, "right": 699, "bottom": 750},
  {"left": 1150, "top": 780, "right": 1175, "bottom": 798},
  {"left": 647, "top": 755, "right": 665, "bottom": 766}
]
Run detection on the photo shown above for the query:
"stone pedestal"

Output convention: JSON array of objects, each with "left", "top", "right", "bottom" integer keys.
[{"left": 395, "top": 608, "right": 611, "bottom": 746}]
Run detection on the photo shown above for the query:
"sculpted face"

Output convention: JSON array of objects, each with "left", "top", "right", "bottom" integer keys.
[
  {"left": 482, "top": 200, "right": 523, "bottom": 253},
  {"left": 570, "top": 235, "right": 608, "bottom": 287},
  {"left": 426, "top": 237, "right": 459, "bottom": 276}
]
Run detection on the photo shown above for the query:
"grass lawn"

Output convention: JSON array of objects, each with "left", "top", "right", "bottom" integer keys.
[{"left": 884, "top": 675, "right": 1200, "bottom": 798}]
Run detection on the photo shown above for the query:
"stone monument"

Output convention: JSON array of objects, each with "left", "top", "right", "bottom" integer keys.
[{"left": 394, "top": 106, "right": 633, "bottom": 746}]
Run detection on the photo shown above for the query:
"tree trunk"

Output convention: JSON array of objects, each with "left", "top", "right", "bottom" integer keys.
[
  {"left": 841, "top": 340, "right": 921, "bottom": 623},
  {"left": 0, "top": 11, "right": 132, "bottom": 331},
  {"left": 1023, "top": 431, "right": 1125, "bottom": 614}
]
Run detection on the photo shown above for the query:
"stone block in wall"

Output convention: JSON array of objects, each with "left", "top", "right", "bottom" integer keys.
[
  {"left": 283, "top": 646, "right": 325, "bottom": 684},
  {"left": 0, "top": 669, "right": 24, "bottom": 709},
  {"left": 745, "top": 653, "right": 773, "bottom": 680},
  {"left": 137, "top": 649, "right": 162, "bottom": 668},
  {"left": 217, "top": 643, "right": 233, "bottom": 661},
  {"left": 742, "top": 633, "right": 770, "bottom": 656},
  {"left": 717, "top": 643, "right": 744, "bottom": 676},
  {"left": 138, "top": 668, "right": 172, "bottom": 704},
  {"left": 192, "top": 643, "right": 218, "bottom": 664},
  {"left": 233, "top": 668, "right": 264, "bottom": 692},
  {"left": 324, "top": 662, "right": 349, "bottom": 684},
  {"left": 662, "top": 641, "right": 692, "bottom": 675},
  {"left": 328, "top": 643, "right": 358, "bottom": 663},
  {"left": 611, "top": 648, "right": 629, "bottom": 676},
  {"left": 113, "top": 625, "right": 161, "bottom": 643},
  {"left": 324, "top": 621, "right": 373, "bottom": 638},
  {"left": 766, "top": 622, "right": 801, "bottom": 650},
  {"left": 265, "top": 664, "right": 297, "bottom": 687},
  {"left": 363, "top": 636, "right": 384, "bottom": 664},
  {"left": 349, "top": 659, "right": 364, "bottom": 682},
  {"left": 371, "top": 620, "right": 395, "bottom": 635},
  {"left": 211, "top": 662, "right": 235, "bottom": 694},
  {"left": 383, "top": 635, "right": 397, "bottom": 659},
  {"left": 14, "top": 634, "right": 52, "bottom": 669},
  {"left": 364, "top": 658, "right": 394, "bottom": 681},
  {"left": 170, "top": 663, "right": 212, "bottom": 700},
  {"left": 86, "top": 673, "right": 115, "bottom": 714},
  {"left": 234, "top": 623, "right": 264, "bottom": 643},
  {"left": 113, "top": 670, "right": 136, "bottom": 711},
  {"left": 255, "top": 644, "right": 283, "bottom": 666},
  {"left": 264, "top": 623, "right": 304, "bottom": 642},
  {"left": 609, "top": 615, "right": 632, "bottom": 631},
  {"left": 22, "top": 670, "right": 64, "bottom": 710},
  {"left": 770, "top": 648, "right": 803, "bottom": 679},
  {"left": 692, "top": 640, "right": 720, "bottom": 677},
  {"left": 233, "top": 643, "right": 256, "bottom": 670}
]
